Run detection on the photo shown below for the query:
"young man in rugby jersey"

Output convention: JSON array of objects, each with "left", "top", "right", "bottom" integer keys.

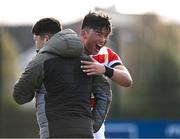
[{"left": 80, "top": 11, "right": 133, "bottom": 139}]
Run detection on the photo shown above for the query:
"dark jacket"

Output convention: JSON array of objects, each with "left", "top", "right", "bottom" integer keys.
[{"left": 13, "top": 29, "right": 111, "bottom": 138}]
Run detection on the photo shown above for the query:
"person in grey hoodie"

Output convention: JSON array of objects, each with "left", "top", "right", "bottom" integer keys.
[{"left": 13, "top": 18, "right": 110, "bottom": 138}]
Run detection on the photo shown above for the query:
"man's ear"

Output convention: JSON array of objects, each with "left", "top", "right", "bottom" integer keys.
[
  {"left": 80, "top": 29, "right": 88, "bottom": 39},
  {"left": 43, "top": 35, "right": 50, "bottom": 44},
  {"left": 80, "top": 30, "right": 85, "bottom": 37}
]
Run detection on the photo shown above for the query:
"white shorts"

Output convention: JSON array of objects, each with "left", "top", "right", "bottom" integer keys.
[{"left": 93, "top": 123, "right": 105, "bottom": 139}]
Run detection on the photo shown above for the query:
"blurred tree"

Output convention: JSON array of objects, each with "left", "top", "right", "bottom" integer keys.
[
  {"left": 118, "top": 14, "right": 180, "bottom": 119},
  {"left": 0, "top": 29, "right": 38, "bottom": 137},
  {"left": 0, "top": 29, "right": 2, "bottom": 124},
  {"left": 1, "top": 28, "right": 20, "bottom": 104}
]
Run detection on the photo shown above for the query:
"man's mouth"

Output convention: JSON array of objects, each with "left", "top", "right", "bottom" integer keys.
[{"left": 96, "top": 44, "right": 103, "bottom": 51}]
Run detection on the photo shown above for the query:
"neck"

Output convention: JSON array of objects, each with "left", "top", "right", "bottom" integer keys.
[{"left": 83, "top": 47, "right": 89, "bottom": 55}]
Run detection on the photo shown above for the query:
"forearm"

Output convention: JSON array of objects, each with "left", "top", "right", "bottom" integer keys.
[
  {"left": 81, "top": 60, "right": 133, "bottom": 87},
  {"left": 110, "top": 67, "right": 133, "bottom": 87},
  {"left": 13, "top": 56, "right": 43, "bottom": 105},
  {"left": 13, "top": 77, "right": 36, "bottom": 105}
]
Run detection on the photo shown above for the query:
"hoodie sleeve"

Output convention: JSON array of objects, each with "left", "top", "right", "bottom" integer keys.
[
  {"left": 13, "top": 55, "right": 44, "bottom": 105},
  {"left": 92, "top": 75, "right": 112, "bottom": 133}
]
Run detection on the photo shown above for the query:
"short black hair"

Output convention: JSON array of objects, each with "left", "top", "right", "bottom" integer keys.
[
  {"left": 32, "top": 18, "right": 62, "bottom": 37},
  {"left": 81, "top": 11, "right": 112, "bottom": 34}
]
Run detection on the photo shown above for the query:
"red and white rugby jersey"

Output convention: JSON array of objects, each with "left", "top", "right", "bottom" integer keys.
[
  {"left": 91, "top": 46, "right": 122, "bottom": 67},
  {"left": 90, "top": 46, "right": 122, "bottom": 109}
]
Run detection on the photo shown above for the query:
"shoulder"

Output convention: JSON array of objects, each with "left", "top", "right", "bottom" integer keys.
[
  {"left": 105, "top": 47, "right": 122, "bottom": 66},
  {"left": 106, "top": 47, "right": 118, "bottom": 57}
]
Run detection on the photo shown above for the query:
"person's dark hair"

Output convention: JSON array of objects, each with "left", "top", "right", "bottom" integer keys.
[
  {"left": 81, "top": 11, "right": 112, "bottom": 34},
  {"left": 32, "top": 18, "right": 62, "bottom": 37}
]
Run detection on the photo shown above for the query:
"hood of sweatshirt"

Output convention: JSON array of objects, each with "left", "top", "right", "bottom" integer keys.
[{"left": 39, "top": 29, "right": 83, "bottom": 57}]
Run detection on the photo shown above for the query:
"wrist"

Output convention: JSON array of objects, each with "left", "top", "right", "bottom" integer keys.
[{"left": 104, "top": 65, "right": 114, "bottom": 78}]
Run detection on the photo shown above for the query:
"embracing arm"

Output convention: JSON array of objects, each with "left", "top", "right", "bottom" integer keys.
[
  {"left": 13, "top": 56, "right": 43, "bottom": 105},
  {"left": 81, "top": 60, "right": 133, "bottom": 87}
]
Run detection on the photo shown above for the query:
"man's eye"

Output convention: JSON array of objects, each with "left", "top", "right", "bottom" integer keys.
[{"left": 96, "top": 32, "right": 102, "bottom": 36}]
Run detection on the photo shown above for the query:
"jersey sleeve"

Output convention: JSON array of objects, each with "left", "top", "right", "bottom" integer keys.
[
  {"left": 107, "top": 47, "right": 123, "bottom": 67},
  {"left": 92, "top": 47, "right": 123, "bottom": 67}
]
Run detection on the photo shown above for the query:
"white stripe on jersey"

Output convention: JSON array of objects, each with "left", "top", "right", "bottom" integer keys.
[{"left": 108, "top": 60, "right": 122, "bottom": 67}]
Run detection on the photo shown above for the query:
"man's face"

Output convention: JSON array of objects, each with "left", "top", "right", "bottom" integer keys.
[
  {"left": 33, "top": 34, "right": 48, "bottom": 50},
  {"left": 82, "top": 29, "right": 109, "bottom": 55}
]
